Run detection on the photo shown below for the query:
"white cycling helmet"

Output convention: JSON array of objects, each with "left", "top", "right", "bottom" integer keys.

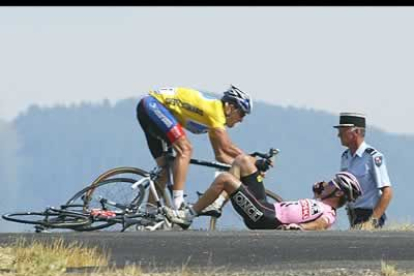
[
  {"left": 221, "top": 85, "right": 253, "bottom": 115},
  {"left": 332, "top": 172, "right": 362, "bottom": 202}
]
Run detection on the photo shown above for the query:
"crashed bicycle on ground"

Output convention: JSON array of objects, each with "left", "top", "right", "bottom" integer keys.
[
  {"left": 64, "top": 147, "right": 284, "bottom": 231},
  {"left": 2, "top": 148, "right": 283, "bottom": 232}
]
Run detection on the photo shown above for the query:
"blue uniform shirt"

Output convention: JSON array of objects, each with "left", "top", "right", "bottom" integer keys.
[{"left": 340, "top": 141, "right": 391, "bottom": 209}]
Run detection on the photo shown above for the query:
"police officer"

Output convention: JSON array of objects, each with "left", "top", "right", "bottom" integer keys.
[{"left": 333, "top": 112, "right": 393, "bottom": 229}]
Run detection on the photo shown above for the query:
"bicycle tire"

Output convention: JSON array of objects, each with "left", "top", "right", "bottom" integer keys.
[
  {"left": 2, "top": 210, "right": 90, "bottom": 229},
  {"left": 89, "top": 166, "right": 172, "bottom": 208},
  {"left": 208, "top": 189, "right": 284, "bottom": 231},
  {"left": 71, "top": 214, "right": 122, "bottom": 232},
  {"left": 66, "top": 177, "right": 145, "bottom": 211},
  {"left": 90, "top": 167, "right": 149, "bottom": 185},
  {"left": 264, "top": 188, "right": 284, "bottom": 203},
  {"left": 66, "top": 177, "right": 146, "bottom": 231}
]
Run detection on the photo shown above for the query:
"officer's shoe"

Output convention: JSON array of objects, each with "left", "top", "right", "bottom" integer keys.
[
  {"left": 162, "top": 206, "right": 193, "bottom": 230},
  {"left": 198, "top": 203, "right": 222, "bottom": 218}
]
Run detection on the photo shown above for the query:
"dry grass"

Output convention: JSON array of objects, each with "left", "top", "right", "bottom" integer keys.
[
  {"left": 383, "top": 222, "right": 414, "bottom": 232},
  {"left": 380, "top": 261, "right": 414, "bottom": 276},
  {"left": 1, "top": 238, "right": 414, "bottom": 276},
  {"left": 349, "top": 221, "right": 414, "bottom": 232},
  {"left": 86, "top": 265, "right": 143, "bottom": 276},
  {"left": 381, "top": 261, "right": 399, "bottom": 276},
  {"left": 0, "top": 237, "right": 109, "bottom": 276}
]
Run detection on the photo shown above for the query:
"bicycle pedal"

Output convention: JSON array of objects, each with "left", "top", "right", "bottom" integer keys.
[
  {"left": 171, "top": 223, "right": 189, "bottom": 231},
  {"left": 199, "top": 209, "right": 222, "bottom": 218},
  {"left": 163, "top": 218, "right": 173, "bottom": 228},
  {"left": 145, "top": 221, "right": 166, "bottom": 231}
]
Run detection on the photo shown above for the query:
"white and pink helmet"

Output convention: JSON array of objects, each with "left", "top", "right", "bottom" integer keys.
[{"left": 331, "top": 171, "right": 362, "bottom": 202}]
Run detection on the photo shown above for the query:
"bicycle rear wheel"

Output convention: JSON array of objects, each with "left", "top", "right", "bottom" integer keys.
[
  {"left": 208, "top": 189, "right": 284, "bottom": 231},
  {"left": 89, "top": 166, "right": 172, "bottom": 208},
  {"left": 66, "top": 177, "right": 144, "bottom": 211},
  {"left": 2, "top": 210, "right": 90, "bottom": 229},
  {"left": 91, "top": 167, "right": 149, "bottom": 183},
  {"left": 65, "top": 177, "right": 145, "bottom": 231}
]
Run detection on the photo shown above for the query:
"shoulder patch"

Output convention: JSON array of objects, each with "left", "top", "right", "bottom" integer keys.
[
  {"left": 341, "top": 149, "right": 349, "bottom": 158},
  {"left": 365, "top": 148, "right": 378, "bottom": 156},
  {"left": 374, "top": 155, "right": 383, "bottom": 167}
]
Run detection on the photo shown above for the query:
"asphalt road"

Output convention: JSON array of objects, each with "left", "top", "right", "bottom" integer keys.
[{"left": 1, "top": 230, "right": 413, "bottom": 273}]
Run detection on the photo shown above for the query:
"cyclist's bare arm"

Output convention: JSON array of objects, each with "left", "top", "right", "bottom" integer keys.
[
  {"left": 299, "top": 216, "right": 330, "bottom": 230},
  {"left": 208, "top": 127, "right": 244, "bottom": 164}
]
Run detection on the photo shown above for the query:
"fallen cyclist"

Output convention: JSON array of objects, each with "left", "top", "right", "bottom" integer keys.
[{"left": 162, "top": 154, "right": 362, "bottom": 230}]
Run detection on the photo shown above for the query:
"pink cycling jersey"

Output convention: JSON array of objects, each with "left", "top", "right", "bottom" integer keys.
[{"left": 274, "top": 199, "right": 336, "bottom": 227}]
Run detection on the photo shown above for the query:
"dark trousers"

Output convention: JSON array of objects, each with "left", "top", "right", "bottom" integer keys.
[{"left": 347, "top": 207, "right": 386, "bottom": 228}]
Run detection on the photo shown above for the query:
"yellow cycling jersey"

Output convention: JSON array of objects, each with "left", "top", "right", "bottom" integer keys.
[{"left": 148, "top": 87, "right": 226, "bottom": 134}]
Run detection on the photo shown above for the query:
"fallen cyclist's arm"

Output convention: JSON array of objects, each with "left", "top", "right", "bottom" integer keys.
[
  {"left": 208, "top": 127, "right": 244, "bottom": 164},
  {"left": 299, "top": 217, "right": 330, "bottom": 231},
  {"left": 279, "top": 217, "right": 330, "bottom": 231}
]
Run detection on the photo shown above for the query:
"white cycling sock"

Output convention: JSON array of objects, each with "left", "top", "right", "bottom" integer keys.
[
  {"left": 213, "top": 194, "right": 226, "bottom": 209},
  {"left": 173, "top": 190, "right": 185, "bottom": 210}
]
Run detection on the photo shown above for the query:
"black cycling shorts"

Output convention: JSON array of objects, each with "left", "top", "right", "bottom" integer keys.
[
  {"left": 137, "top": 99, "right": 171, "bottom": 159},
  {"left": 136, "top": 96, "right": 181, "bottom": 159},
  {"left": 240, "top": 171, "right": 267, "bottom": 202},
  {"left": 230, "top": 185, "right": 281, "bottom": 230}
]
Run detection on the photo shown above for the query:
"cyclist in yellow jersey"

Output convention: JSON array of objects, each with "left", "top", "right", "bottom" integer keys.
[
  {"left": 136, "top": 85, "right": 253, "bottom": 209},
  {"left": 148, "top": 87, "right": 227, "bottom": 134}
]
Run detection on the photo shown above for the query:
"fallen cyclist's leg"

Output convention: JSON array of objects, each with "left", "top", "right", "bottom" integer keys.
[
  {"left": 163, "top": 171, "right": 280, "bottom": 230},
  {"left": 200, "top": 153, "right": 267, "bottom": 214},
  {"left": 163, "top": 153, "right": 276, "bottom": 229},
  {"left": 162, "top": 172, "right": 241, "bottom": 229},
  {"left": 231, "top": 154, "right": 268, "bottom": 201}
]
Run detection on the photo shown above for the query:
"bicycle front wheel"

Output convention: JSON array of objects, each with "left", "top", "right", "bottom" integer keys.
[{"left": 2, "top": 210, "right": 90, "bottom": 229}]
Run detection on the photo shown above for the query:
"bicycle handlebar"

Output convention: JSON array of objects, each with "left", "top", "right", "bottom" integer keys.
[
  {"left": 190, "top": 148, "right": 280, "bottom": 171},
  {"left": 250, "top": 148, "right": 280, "bottom": 160},
  {"left": 164, "top": 148, "right": 280, "bottom": 171}
]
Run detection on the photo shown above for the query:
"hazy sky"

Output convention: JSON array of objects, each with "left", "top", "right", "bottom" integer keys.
[{"left": 1, "top": 7, "right": 414, "bottom": 134}]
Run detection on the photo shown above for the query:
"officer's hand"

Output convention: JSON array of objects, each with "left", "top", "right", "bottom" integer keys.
[
  {"left": 255, "top": 158, "right": 273, "bottom": 172},
  {"left": 357, "top": 222, "right": 374, "bottom": 231},
  {"left": 358, "top": 217, "right": 379, "bottom": 231}
]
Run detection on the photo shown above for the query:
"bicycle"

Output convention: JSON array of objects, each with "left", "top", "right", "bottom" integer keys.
[
  {"left": 65, "top": 148, "right": 284, "bottom": 231},
  {"left": 2, "top": 206, "right": 91, "bottom": 233},
  {"left": 2, "top": 180, "right": 170, "bottom": 233}
]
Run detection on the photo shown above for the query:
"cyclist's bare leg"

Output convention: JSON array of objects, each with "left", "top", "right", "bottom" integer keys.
[
  {"left": 192, "top": 172, "right": 241, "bottom": 214},
  {"left": 232, "top": 154, "right": 258, "bottom": 177},
  {"left": 211, "top": 154, "right": 257, "bottom": 208},
  {"left": 228, "top": 163, "right": 241, "bottom": 179},
  {"left": 171, "top": 136, "right": 193, "bottom": 208},
  {"left": 147, "top": 156, "right": 169, "bottom": 206}
]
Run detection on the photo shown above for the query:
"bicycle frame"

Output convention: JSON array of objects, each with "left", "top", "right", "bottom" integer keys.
[
  {"left": 130, "top": 166, "right": 166, "bottom": 208},
  {"left": 128, "top": 148, "right": 278, "bottom": 217},
  {"left": 71, "top": 147, "right": 281, "bottom": 231},
  {"left": 128, "top": 151, "right": 232, "bottom": 208},
  {"left": 3, "top": 148, "right": 282, "bottom": 233}
]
